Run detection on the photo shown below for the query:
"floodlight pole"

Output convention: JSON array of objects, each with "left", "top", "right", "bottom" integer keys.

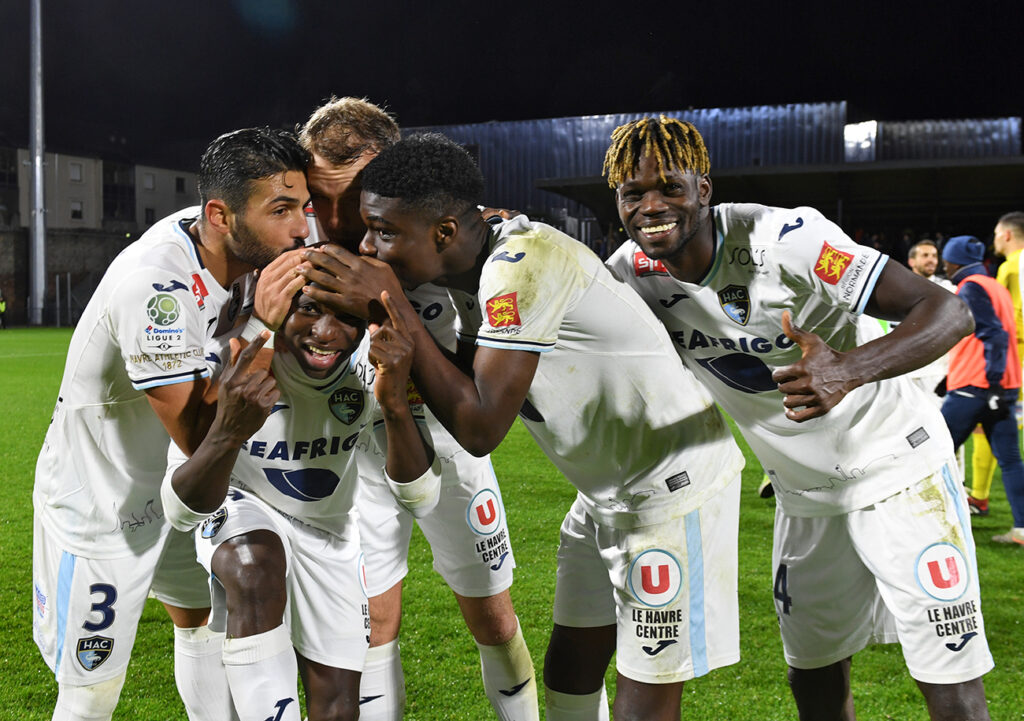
[{"left": 29, "top": 0, "right": 46, "bottom": 325}]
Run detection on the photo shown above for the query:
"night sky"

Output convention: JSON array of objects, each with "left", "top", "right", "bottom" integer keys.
[{"left": 0, "top": 0, "right": 1018, "bottom": 170}]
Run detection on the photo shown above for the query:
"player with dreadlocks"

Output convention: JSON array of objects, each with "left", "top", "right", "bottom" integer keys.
[
  {"left": 605, "top": 115, "right": 993, "bottom": 721},
  {"left": 299, "top": 131, "right": 746, "bottom": 721}
]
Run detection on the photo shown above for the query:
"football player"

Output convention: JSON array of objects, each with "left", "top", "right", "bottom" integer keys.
[
  {"left": 162, "top": 287, "right": 436, "bottom": 721},
  {"left": 301, "top": 132, "right": 745, "bottom": 721},
  {"left": 32, "top": 128, "right": 310, "bottom": 721},
  {"left": 603, "top": 115, "right": 991, "bottom": 720},
  {"left": 296, "top": 97, "right": 536, "bottom": 721}
]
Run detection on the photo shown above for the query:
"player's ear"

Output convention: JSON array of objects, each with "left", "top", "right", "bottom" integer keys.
[
  {"left": 435, "top": 216, "right": 458, "bottom": 252},
  {"left": 205, "top": 199, "right": 232, "bottom": 234},
  {"left": 698, "top": 174, "right": 712, "bottom": 208}
]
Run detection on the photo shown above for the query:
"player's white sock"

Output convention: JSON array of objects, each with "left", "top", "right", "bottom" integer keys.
[
  {"left": 544, "top": 685, "right": 609, "bottom": 721},
  {"left": 174, "top": 624, "right": 235, "bottom": 721},
  {"left": 221, "top": 625, "right": 300, "bottom": 721},
  {"left": 358, "top": 639, "right": 406, "bottom": 721},
  {"left": 476, "top": 618, "right": 538, "bottom": 720},
  {"left": 51, "top": 674, "right": 126, "bottom": 721}
]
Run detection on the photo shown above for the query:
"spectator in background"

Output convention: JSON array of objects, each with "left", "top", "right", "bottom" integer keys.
[
  {"left": 0, "top": 289, "right": 6, "bottom": 328},
  {"left": 970, "top": 212, "right": 1024, "bottom": 516},
  {"left": 902, "top": 239, "right": 956, "bottom": 400},
  {"left": 940, "top": 235, "right": 1024, "bottom": 546}
]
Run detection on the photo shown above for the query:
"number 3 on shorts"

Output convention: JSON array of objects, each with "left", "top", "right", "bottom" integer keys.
[
  {"left": 773, "top": 564, "right": 792, "bottom": 615},
  {"left": 83, "top": 583, "right": 117, "bottom": 632}
]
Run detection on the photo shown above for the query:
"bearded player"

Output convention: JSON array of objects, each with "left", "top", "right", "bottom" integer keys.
[
  {"left": 604, "top": 116, "right": 991, "bottom": 721},
  {"left": 32, "top": 128, "right": 310, "bottom": 721}
]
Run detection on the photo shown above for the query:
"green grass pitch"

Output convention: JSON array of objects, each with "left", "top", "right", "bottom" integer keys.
[{"left": 0, "top": 328, "right": 1020, "bottom": 719}]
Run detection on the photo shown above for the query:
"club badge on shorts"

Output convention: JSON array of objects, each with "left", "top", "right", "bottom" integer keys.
[{"left": 77, "top": 636, "right": 114, "bottom": 671}]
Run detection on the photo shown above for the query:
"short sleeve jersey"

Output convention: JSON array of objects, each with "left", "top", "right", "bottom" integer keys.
[
  {"left": 34, "top": 207, "right": 255, "bottom": 557},
  {"left": 607, "top": 203, "right": 954, "bottom": 517},
  {"left": 167, "top": 335, "right": 423, "bottom": 540},
  {"left": 448, "top": 215, "right": 743, "bottom": 528}
]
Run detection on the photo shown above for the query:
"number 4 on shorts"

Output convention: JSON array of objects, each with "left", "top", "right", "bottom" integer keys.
[{"left": 773, "top": 564, "right": 792, "bottom": 615}]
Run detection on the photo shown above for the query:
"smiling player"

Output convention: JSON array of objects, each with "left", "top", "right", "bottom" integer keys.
[
  {"left": 604, "top": 115, "right": 992, "bottom": 721},
  {"left": 162, "top": 287, "right": 436, "bottom": 721}
]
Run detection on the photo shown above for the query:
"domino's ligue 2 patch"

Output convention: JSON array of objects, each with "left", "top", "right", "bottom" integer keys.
[
  {"left": 813, "top": 242, "right": 855, "bottom": 285},
  {"left": 486, "top": 293, "right": 521, "bottom": 328},
  {"left": 633, "top": 250, "right": 669, "bottom": 277},
  {"left": 142, "top": 292, "right": 186, "bottom": 351}
]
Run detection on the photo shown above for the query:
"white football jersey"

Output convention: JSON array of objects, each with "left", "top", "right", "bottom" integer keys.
[
  {"left": 34, "top": 207, "right": 254, "bottom": 557},
  {"left": 607, "top": 203, "right": 954, "bottom": 517},
  {"left": 168, "top": 335, "right": 421, "bottom": 540},
  {"left": 449, "top": 215, "right": 743, "bottom": 528}
]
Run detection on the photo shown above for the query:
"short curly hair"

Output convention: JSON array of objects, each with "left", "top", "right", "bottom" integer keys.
[{"left": 361, "top": 133, "right": 484, "bottom": 218}]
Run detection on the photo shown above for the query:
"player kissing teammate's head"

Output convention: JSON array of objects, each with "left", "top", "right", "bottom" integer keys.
[{"left": 357, "top": 133, "right": 486, "bottom": 289}]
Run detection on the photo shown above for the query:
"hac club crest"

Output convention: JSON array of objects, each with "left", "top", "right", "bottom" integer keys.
[
  {"left": 329, "top": 388, "right": 365, "bottom": 424},
  {"left": 718, "top": 284, "right": 751, "bottom": 326},
  {"left": 77, "top": 635, "right": 114, "bottom": 671}
]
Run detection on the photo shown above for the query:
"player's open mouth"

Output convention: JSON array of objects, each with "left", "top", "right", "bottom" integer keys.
[
  {"left": 639, "top": 222, "right": 676, "bottom": 237},
  {"left": 303, "top": 343, "right": 340, "bottom": 369}
]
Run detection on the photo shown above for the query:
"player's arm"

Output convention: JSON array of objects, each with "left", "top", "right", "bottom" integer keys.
[
  {"left": 162, "top": 334, "right": 280, "bottom": 528},
  {"left": 371, "top": 292, "right": 433, "bottom": 479},
  {"left": 773, "top": 261, "right": 974, "bottom": 422},
  {"left": 145, "top": 378, "right": 217, "bottom": 456}
]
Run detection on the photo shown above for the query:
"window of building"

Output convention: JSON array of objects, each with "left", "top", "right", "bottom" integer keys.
[
  {"left": 175, "top": 176, "right": 186, "bottom": 193},
  {"left": 69, "top": 162, "right": 83, "bottom": 182},
  {"left": 145, "top": 207, "right": 155, "bottom": 225},
  {"left": 143, "top": 172, "right": 156, "bottom": 191},
  {"left": 70, "top": 200, "right": 84, "bottom": 220}
]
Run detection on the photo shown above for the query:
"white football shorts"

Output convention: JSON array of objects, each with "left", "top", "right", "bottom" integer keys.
[
  {"left": 195, "top": 487, "right": 369, "bottom": 671},
  {"left": 553, "top": 475, "right": 741, "bottom": 685},
  {"left": 33, "top": 518, "right": 209, "bottom": 685},
  {"left": 358, "top": 452, "right": 516, "bottom": 598},
  {"left": 773, "top": 459, "right": 994, "bottom": 684}
]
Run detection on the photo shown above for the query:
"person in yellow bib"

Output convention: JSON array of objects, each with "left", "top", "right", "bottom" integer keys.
[{"left": 969, "top": 212, "right": 1024, "bottom": 516}]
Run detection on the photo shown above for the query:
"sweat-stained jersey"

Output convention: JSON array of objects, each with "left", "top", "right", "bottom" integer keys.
[
  {"left": 34, "top": 207, "right": 254, "bottom": 557},
  {"left": 166, "top": 334, "right": 424, "bottom": 541},
  {"left": 607, "top": 203, "right": 954, "bottom": 517},
  {"left": 448, "top": 215, "right": 743, "bottom": 528}
]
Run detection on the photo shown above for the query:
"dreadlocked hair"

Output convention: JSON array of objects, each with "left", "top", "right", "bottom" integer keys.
[{"left": 602, "top": 115, "right": 710, "bottom": 188}]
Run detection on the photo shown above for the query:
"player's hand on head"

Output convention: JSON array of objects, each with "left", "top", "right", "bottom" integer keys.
[
  {"left": 369, "top": 291, "right": 416, "bottom": 409},
  {"left": 254, "top": 248, "right": 308, "bottom": 330},
  {"left": 300, "top": 244, "right": 403, "bottom": 325},
  {"left": 771, "top": 311, "right": 853, "bottom": 422},
  {"left": 214, "top": 333, "right": 280, "bottom": 442}
]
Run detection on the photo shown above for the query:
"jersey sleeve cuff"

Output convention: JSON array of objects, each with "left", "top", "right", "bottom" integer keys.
[
  {"left": 160, "top": 477, "right": 212, "bottom": 532},
  {"left": 384, "top": 455, "right": 442, "bottom": 518}
]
